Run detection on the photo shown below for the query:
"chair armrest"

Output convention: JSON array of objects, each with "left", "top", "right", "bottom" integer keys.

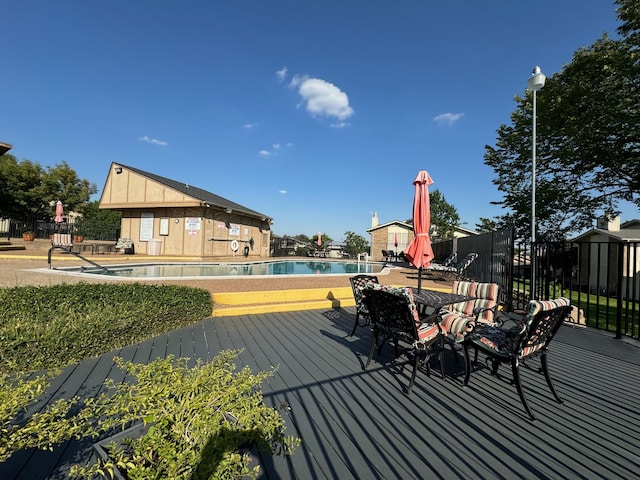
[
  {"left": 472, "top": 305, "right": 499, "bottom": 321},
  {"left": 419, "top": 311, "right": 442, "bottom": 324},
  {"left": 494, "top": 312, "right": 527, "bottom": 330}
]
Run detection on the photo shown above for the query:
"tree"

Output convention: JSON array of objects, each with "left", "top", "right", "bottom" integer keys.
[
  {"left": 74, "top": 201, "right": 121, "bottom": 240},
  {"left": 485, "top": 15, "right": 640, "bottom": 240},
  {"left": 40, "top": 161, "right": 97, "bottom": 214},
  {"left": 0, "top": 154, "right": 44, "bottom": 219},
  {"left": 429, "top": 189, "right": 460, "bottom": 241},
  {"left": 476, "top": 217, "right": 498, "bottom": 233},
  {"left": 343, "top": 231, "right": 368, "bottom": 258},
  {"left": 0, "top": 155, "right": 97, "bottom": 220},
  {"left": 616, "top": 0, "right": 640, "bottom": 48}
]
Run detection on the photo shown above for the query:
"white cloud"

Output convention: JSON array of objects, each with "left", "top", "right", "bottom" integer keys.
[
  {"left": 272, "top": 143, "right": 280, "bottom": 150},
  {"left": 259, "top": 150, "right": 271, "bottom": 157},
  {"left": 287, "top": 142, "right": 293, "bottom": 147},
  {"left": 138, "top": 136, "right": 168, "bottom": 146},
  {"left": 243, "top": 123, "right": 257, "bottom": 129},
  {"left": 276, "top": 67, "right": 288, "bottom": 82},
  {"left": 433, "top": 113, "right": 464, "bottom": 126},
  {"left": 289, "top": 75, "right": 354, "bottom": 127},
  {"left": 279, "top": 189, "right": 287, "bottom": 194}
]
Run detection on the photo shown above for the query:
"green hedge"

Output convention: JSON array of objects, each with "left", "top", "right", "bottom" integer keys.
[{"left": 0, "top": 283, "right": 213, "bottom": 374}]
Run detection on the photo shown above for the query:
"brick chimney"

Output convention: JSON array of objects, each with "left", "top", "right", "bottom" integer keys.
[{"left": 371, "top": 211, "right": 379, "bottom": 228}]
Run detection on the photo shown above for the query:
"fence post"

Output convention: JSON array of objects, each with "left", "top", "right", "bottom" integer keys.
[{"left": 616, "top": 241, "right": 624, "bottom": 339}]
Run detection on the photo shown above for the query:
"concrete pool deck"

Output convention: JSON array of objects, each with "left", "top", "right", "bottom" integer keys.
[{"left": 0, "top": 238, "right": 452, "bottom": 315}]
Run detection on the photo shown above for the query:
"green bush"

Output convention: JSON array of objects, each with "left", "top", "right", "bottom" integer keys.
[
  {"left": 0, "top": 371, "right": 81, "bottom": 462},
  {"left": 2, "top": 352, "right": 300, "bottom": 478},
  {"left": 68, "top": 351, "right": 300, "bottom": 479},
  {"left": 0, "top": 283, "right": 214, "bottom": 374}
]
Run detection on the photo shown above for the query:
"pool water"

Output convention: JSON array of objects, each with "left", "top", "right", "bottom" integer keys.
[{"left": 77, "top": 260, "right": 384, "bottom": 278}]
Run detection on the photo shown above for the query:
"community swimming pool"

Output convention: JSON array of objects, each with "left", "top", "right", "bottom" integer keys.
[{"left": 58, "top": 260, "right": 386, "bottom": 279}]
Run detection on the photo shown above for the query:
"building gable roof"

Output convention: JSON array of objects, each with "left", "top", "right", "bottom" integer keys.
[
  {"left": 572, "top": 225, "right": 640, "bottom": 242},
  {"left": 113, "top": 163, "right": 271, "bottom": 221},
  {"left": 367, "top": 220, "right": 413, "bottom": 233}
]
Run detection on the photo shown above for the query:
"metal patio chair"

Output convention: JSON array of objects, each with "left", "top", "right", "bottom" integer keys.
[
  {"left": 425, "top": 252, "right": 478, "bottom": 280},
  {"left": 362, "top": 284, "right": 444, "bottom": 394},
  {"left": 349, "top": 274, "right": 379, "bottom": 336},
  {"left": 462, "top": 297, "right": 572, "bottom": 420}
]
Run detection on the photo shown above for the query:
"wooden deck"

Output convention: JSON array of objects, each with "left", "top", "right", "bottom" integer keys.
[{"left": 3, "top": 306, "right": 640, "bottom": 479}]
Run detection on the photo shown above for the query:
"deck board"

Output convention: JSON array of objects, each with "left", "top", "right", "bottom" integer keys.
[{"left": 2, "top": 307, "right": 640, "bottom": 479}]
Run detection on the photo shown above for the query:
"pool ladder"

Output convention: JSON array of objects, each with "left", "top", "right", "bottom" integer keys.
[{"left": 47, "top": 245, "right": 111, "bottom": 273}]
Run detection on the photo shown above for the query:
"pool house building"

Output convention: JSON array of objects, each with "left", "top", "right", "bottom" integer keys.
[{"left": 99, "top": 163, "right": 272, "bottom": 258}]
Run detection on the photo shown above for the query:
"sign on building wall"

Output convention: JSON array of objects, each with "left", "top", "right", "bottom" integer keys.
[
  {"left": 229, "top": 224, "right": 240, "bottom": 236},
  {"left": 185, "top": 217, "right": 201, "bottom": 230},
  {"left": 185, "top": 217, "right": 201, "bottom": 236},
  {"left": 140, "top": 212, "right": 154, "bottom": 241}
]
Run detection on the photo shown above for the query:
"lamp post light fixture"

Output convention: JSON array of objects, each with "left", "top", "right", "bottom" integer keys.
[{"left": 527, "top": 65, "right": 546, "bottom": 299}]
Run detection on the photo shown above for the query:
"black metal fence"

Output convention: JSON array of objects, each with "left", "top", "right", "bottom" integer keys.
[
  {"left": 434, "top": 229, "right": 640, "bottom": 341},
  {"left": 0, "top": 217, "right": 73, "bottom": 239},
  {"left": 0, "top": 218, "right": 119, "bottom": 241}
]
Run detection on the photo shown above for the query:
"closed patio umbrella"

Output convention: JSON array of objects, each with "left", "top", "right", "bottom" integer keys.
[
  {"left": 403, "top": 170, "right": 435, "bottom": 292},
  {"left": 54, "top": 201, "right": 64, "bottom": 223}
]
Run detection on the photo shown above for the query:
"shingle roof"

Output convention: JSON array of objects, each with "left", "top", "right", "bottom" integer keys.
[
  {"left": 116, "top": 163, "right": 271, "bottom": 221},
  {"left": 572, "top": 227, "right": 640, "bottom": 242}
]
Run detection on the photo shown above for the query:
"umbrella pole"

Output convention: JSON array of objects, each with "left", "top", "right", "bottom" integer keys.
[{"left": 418, "top": 267, "right": 422, "bottom": 293}]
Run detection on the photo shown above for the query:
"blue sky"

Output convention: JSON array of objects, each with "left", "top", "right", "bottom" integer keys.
[{"left": 2, "top": 1, "right": 629, "bottom": 242}]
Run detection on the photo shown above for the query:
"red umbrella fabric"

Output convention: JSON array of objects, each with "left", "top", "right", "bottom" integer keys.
[
  {"left": 404, "top": 170, "right": 434, "bottom": 291},
  {"left": 394, "top": 232, "right": 399, "bottom": 248},
  {"left": 317, "top": 232, "right": 322, "bottom": 247},
  {"left": 54, "top": 201, "right": 64, "bottom": 223}
]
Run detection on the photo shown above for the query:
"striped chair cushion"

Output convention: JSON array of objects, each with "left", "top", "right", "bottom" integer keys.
[
  {"left": 520, "top": 297, "right": 571, "bottom": 356},
  {"left": 439, "top": 281, "right": 499, "bottom": 342},
  {"left": 416, "top": 322, "right": 442, "bottom": 343},
  {"left": 527, "top": 297, "right": 571, "bottom": 317},
  {"left": 440, "top": 311, "right": 476, "bottom": 343},
  {"left": 449, "top": 281, "right": 499, "bottom": 323},
  {"left": 474, "top": 297, "right": 571, "bottom": 356}
]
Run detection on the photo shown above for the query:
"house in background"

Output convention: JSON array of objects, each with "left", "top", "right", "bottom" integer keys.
[
  {"left": 270, "top": 234, "right": 309, "bottom": 256},
  {"left": 366, "top": 212, "right": 413, "bottom": 262},
  {"left": 571, "top": 216, "right": 640, "bottom": 299},
  {"left": 366, "top": 212, "right": 477, "bottom": 262},
  {"left": 99, "top": 163, "right": 272, "bottom": 258}
]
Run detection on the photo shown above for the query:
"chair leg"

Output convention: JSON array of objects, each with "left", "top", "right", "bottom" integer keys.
[
  {"left": 393, "top": 339, "right": 400, "bottom": 358},
  {"left": 490, "top": 358, "right": 500, "bottom": 375},
  {"left": 438, "top": 337, "right": 445, "bottom": 378},
  {"left": 511, "top": 358, "right": 536, "bottom": 421},
  {"left": 541, "top": 352, "right": 563, "bottom": 404},
  {"left": 350, "top": 311, "right": 360, "bottom": 336},
  {"left": 364, "top": 332, "right": 377, "bottom": 370},
  {"left": 423, "top": 349, "right": 431, "bottom": 376},
  {"left": 463, "top": 342, "right": 472, "bottom": 386},
  {"left": 407, "top": 349, "right": 420, "bottom": 394}
]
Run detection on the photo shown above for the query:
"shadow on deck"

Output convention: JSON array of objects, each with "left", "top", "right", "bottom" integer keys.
[{"left": 3, "top": 307, "right": 640, "bottom": 479}]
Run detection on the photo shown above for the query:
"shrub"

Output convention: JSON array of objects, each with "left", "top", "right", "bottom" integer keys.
[
  {"left": 1, "top": 352, "right": 300, "bottom": 478},
  {"left": 0, "top": 283, "right": 213, "bottom": 374},
  {"left": 0, "top": 371, "right": 81, "bottom": 462},
  {"left": 68, "top": 351, "right": 300, "bottom": 479}
]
